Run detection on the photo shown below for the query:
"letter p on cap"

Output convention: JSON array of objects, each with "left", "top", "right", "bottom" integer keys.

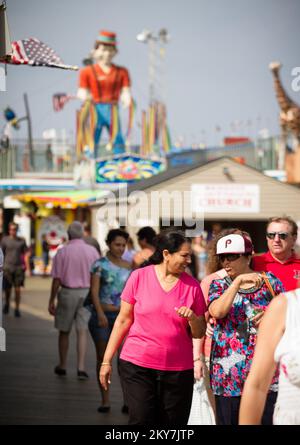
[{"left": 225, "top": 239, "right": 232, "bottom": 249}]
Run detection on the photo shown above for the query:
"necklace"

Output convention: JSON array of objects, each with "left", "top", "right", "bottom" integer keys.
[{"left": 156, "top": 267, "right": 178, "bottom": 284}]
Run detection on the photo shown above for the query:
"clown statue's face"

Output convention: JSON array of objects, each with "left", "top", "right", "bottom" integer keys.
[{"left": 93, "top": 43, "right": 117, "bottom": 65}]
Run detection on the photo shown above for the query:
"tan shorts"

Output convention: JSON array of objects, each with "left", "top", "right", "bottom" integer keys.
[{"left": 55, "top": 287, "right": 91, "bottom": 333}]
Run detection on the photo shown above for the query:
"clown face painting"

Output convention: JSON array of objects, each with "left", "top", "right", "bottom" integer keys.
[{"left": 38, "top": 216, "right": 67, "bottom": 258}]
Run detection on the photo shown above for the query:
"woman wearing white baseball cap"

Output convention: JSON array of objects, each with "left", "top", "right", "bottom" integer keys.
[{"left": 207, "top": 233, "right": 284, "bottom": 425}]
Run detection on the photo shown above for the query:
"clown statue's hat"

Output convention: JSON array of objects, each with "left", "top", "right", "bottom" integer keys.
[{"left": 97, "top": 30, "right": 117, "bottom": 46}]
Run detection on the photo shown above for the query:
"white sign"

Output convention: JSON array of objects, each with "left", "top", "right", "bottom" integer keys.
[
  {"left": 191, "top": 184, "right": 260, "bottom": 213},
  {"left": 0, "top": 67, "right": 6, "bottom": 91},
  {"left": 42, "top": 128, "right": 57, "bottom": 140}
]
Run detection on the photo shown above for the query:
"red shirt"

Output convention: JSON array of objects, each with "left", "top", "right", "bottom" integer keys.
[
  {"left": 252, "top": 251, "right": 300, "bottom": 291},
  {"left": 79, "top": 64, "right": 130, "bottom": 103}
]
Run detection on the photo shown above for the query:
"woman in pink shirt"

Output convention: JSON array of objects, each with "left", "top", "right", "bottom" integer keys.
[{"left": 100, "top": 230, "right": 207, "bottom": 425}]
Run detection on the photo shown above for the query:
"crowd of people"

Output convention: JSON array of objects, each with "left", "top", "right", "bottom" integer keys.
[{"left": 1, "top": 216, "right": 300, "bottom": 425}]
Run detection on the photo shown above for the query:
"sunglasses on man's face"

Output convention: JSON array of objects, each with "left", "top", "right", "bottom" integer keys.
[
  {"left": 266, "top": 232, "right": 290, "bottom": 240},
  {"left": 218, "top": 253, "right": 243, "bottom": 262}
]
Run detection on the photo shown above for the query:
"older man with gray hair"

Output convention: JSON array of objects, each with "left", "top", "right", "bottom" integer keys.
[{"left": 48, "top": 221, "right": 100, "bottom": 379}]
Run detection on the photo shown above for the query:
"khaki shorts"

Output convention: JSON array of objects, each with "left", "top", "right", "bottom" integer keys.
[{"left": 55, "top": 287, "right": 91, "bottom": 333}]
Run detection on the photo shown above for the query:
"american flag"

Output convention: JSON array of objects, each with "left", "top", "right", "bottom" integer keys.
[
  {"left": 53, "top": 93, "right": 73, "bottom": 112},
  {"left": 6, "top": 38, "right": 78, "bottom": 70}
]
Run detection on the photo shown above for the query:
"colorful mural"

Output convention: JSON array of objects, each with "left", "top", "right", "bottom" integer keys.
[{"left": 95, "top": 155, "right": 166, "bottom": 183}]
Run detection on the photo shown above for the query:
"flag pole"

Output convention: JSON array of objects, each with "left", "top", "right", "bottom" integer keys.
[
  {"left": 23, "top": 93, "right": 34, "bottom": 169},
  {"left": 0, "top": 0, "right": 12, "bottom": 58}
]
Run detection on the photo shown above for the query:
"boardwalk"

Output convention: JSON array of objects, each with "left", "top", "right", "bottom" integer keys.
[{"left": 0, "top": 277, "right": 128, "bottom": 425}]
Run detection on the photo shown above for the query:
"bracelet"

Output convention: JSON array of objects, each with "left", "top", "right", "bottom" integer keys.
[
  {"left": 193, "top": 357, "right": 201, "bottom": 362},
  {"left": 101, "top": 362, "right": 112, "bottom": 366}
]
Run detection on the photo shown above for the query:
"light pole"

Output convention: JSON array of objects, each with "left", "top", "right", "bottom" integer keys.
[
  {"left": 136, "top": 28, "right": 170, "bottom": 106},
  {"left": 2, "top": 94, "right": 34, "bottom": 170},
  {"left": 136, "top": 29, "right": 170, "bottom": 155}
]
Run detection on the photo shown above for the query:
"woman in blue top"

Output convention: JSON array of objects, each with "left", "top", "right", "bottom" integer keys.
[{"left": 89, "top": 229, "right": 131, "bottom": 413}]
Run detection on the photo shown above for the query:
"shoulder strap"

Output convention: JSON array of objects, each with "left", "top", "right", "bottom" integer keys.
[
  {"left": 90, "top": 65, "right": 101, "bottom": 100},
  {"left": 111, "top": 66, "right": 120, "bottom": 102},
  {"left": 261, "top": 272, "right": 276, "bottom": 299}
]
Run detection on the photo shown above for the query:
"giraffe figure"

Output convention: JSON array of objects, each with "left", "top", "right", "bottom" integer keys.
[
  {"left": 270, "top": 62, "right": 300, "bottom": 144},
  {"left": 269, "top": 62, "right": 300, "bottom": 181}
]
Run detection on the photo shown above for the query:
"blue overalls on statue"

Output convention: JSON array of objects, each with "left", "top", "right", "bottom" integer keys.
[{"left": 94, "top": 103, "right": 125, "bottom": 158}]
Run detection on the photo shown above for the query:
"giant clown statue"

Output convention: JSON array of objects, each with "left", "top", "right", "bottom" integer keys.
[{"left": 77, "top": 30, "right": 131, "bottom": 157}]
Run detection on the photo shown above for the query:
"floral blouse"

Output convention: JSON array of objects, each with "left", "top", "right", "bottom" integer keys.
[
  {"left": 90, "top": 257, "right": 131, "bottom": 309},
  {"left": 208, "top": 272, "right": 285, "bottom": 397}
]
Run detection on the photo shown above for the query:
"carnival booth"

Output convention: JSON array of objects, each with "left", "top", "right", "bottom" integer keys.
[{"left": 13, "top": 189, "right": 106, "bottom": 274}]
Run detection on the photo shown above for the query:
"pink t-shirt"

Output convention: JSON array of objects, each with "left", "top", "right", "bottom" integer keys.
[{"left": 120, "top": 265, "right": 207, "bottom": 371}]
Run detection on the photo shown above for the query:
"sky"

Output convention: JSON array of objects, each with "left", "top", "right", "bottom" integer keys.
[{"left": 1, "top": 0, "right": 300, "bottom": 147}]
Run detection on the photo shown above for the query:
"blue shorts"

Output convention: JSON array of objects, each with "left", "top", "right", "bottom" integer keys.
[{"left": 88, "top": 309, "right": 118, "bottom": 343}]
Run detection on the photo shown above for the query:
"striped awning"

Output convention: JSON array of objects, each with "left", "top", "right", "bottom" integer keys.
[{"left": 13, "top": 189, "right": 107, "bottom": 209}]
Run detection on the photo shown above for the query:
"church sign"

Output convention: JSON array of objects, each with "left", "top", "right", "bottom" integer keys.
[{"left": 191, "top": 184, "right": 260, "bottom": 213}]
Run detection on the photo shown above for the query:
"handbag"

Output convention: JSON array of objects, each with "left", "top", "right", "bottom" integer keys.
[{"left": 187, "top": 378, "right": 216, "bottom": 425}]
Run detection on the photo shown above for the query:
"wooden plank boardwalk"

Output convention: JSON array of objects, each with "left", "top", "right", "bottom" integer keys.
[{"left": 0, "top": 277, "right": 128, "bottom": 425}]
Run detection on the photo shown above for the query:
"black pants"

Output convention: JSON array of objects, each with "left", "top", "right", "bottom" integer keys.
[
  {"left": 215, "top": 391, "right": 277, "bottom": 425},
  {"left": 119, "top": 359, "right": 194, "bottom": 425}
]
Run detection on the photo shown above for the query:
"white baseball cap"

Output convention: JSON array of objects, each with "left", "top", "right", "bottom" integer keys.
[{"left": 216, "top": 234, "right": 253, "bottom": 255}]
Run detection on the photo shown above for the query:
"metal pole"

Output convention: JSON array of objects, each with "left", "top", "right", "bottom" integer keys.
[
  {"left": 158, "top": 43, "right": 166, "bottom": 107},
  {"left": 148, "top": 38, "right": 156, "bottom": 105},
  {"left": 0, "top": 247, "right": 6, "bottom": 351},
  {"left": 0, "top": 0, "right": 12, "bottom": 59},
  {"left": 23, "top": 93, "right": 34, "bottom": 169}
]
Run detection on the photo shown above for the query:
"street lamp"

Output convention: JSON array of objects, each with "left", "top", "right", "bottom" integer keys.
[
  {"left": 136, "top": 29, "right": 153, "bottom": 43},
  {"left": 158, "top": 28, "right": 170, "bottom": 44},
  {"left": 1, "top": 94, "right": 34, "bottom": 169}
]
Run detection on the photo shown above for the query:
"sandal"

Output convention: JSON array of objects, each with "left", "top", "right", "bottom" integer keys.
[
  {"left": 97, "top": 406, "right": 111, "bottom": 413},
  {"left": 54, "top": 365, "right": 67, "bottom": 376}
]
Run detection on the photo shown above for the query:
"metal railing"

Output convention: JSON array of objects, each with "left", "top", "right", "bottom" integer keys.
[
  {"left": 0, "top": 136, "right": 282, "bottom": 179},
  {"left": 167, "top": 136, "right": 282, "bottom": 171},
  {"left": 12, "top": 139, "right": 76, "bottom": 174},
  {"left": 0, "top": 144, "right": 15, "bottom": 178}
]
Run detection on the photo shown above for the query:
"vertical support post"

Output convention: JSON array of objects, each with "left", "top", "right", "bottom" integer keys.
[
  {"left": 0, "top": 247, "right": 6, "bottom": 351},
  {"left": 148, "top": 37, "right": 156, "bottom": 106},
  {"left": 23, "top": 93, "right": 34, "bottom": 169}
]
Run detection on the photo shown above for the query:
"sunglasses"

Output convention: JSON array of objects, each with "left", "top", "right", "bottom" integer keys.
[
  {"left": 218, "top": 253, "right": 243, "bottom": 262},
  {"left": 266, "top": 232, "right": 290, "bottom": 240}
]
